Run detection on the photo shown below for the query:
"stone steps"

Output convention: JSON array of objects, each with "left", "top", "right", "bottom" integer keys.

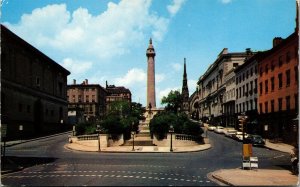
[{"left": 123, "top": 139, "right": 154, "bottom": 146}]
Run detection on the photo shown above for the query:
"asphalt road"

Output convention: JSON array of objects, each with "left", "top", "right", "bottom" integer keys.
[{"left": 1, "top": 130, "right": 290, "bottom": 186}]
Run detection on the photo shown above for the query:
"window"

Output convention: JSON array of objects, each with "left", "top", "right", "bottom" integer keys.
[
  {"left": 259, "top": 103, "right": 263, "bottom": 113},
  {"left": 236, "top": 89, "right": 238, "bottom": 99},
  {"left": 271, "top": 60, "right": 275, "bottom": 71},
  {"left": 236, "top": 77, "right": 238, "bottom": 84},
  {"left": 250, "top": 100, "right": 253, "bottom": 110},
  {"left": 286, "top": 51, "right": 291, "bottom": 63},
  {"left": 265, "top": 64, "right": 269, "bottom": 74},
  {"left": 90, "top": 105, "right": 93, "bottom": 112},
  {"left": 265, "top": 102, "right": 268, "bottom": 113},
  {"left": 243, "top": 73, "right": 245, "bottom": 81},
  {"left": 250, "top": 68, "right": 253, "bottom": 76},
  {"left": 278, "top": 98, "right": 282, "bottom": 111},
  {"left": 27, "top": 105, "right": 31, "bottom": 113},
  {"left": 242, "top": 85, "right": 245, "bottom": 96},
  {"left": 265, "top": 80, "right": 268, "bottom": 93},
  {"left": 286, "top": 96, "right": 290, "bottom": 110},
  {"left": 243, "top": 102, "right": 245, "bottom": 112},
  {"left": 295, "top": 66, "right": 298, "bottom": 83},
  {"left": 271, "top": 77, "right": 275, "bottom": 91},
  {"left": 246, "top": 101, "right": 249, "bottom": 111},
  {"left": 72, "top": 95, "right": 75, "bottom": 102},
  {"left": 254, "top": 98, "right": 257, "bottom": 110},
  {"left": 239, "top": 76, "right": 241, "bottom": 83},
  {"left": 233, "top": 63, "right": 239, "bottom": 68},
  {"left": 254, "top": 79, "right": 258, "bottom": 93},
  {"left": 278, "top": 73, "right": 283, "bottom": 89},
  {"left": 279, "top": 56, "right": 283, "bottom": 67},
  {"left": 236, "top": 105, "right": 239, "bottom": 113},
  {"left": 36, "top": 77, "right": 40, "bottom": 88},
  {"left": 239, "top": 103, "right": 242, "bottom": 112},
  {"left": 259, "top": 82, "right": 263, "bottom": 95},
  {"left": 286, "top": 69, "right": 290, "bottom": 87},
  {"left": 239, "top": 87, "right": 241, "bottom": 98},
  {"left": 260, "top": 67, "right": 263, "bottom": 76},
  {"left": 78, "top": 95, "right": 82, "bottom": 102},
  {"left": 295, "top": 94, "right": 299, "bottom": 111},
  {"left": 271, "top": 100, "right": 275, "bottom": 113},
  {"left": 86, "top": 95, "right": 89, "bottom": 102},
  {"left": 246, "top": 70, "right": 249, "bottom": 79},
  {"left": 255, "top": 65, "right": 258, "bottom": 74},
  {"left": 19, "top": 103, "right": 23, "bottom": 112},
  {"left": 58, "top": 82, "right": 63, "bottom": 96},
  {"left": 92, "top": 95, "right": 95, "bottom": 102},
  {"left": 250, "top": 81, "right": 253, "bottom": 94}
]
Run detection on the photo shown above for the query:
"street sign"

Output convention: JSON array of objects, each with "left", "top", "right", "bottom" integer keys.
[
  {"left": 19, "top": 125, "right": 23, "bottom": 131},
  {"left": 264, "top": 125, "right": 268, "bottom": 131},
  {"left": 1, "top": 124, "right": 7, "bottom": 138},
  {"left": 243, "top": 144, "right": 253, "bottom": 157}
]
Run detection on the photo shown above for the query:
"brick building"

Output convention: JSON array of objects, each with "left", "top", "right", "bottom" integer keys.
[
  {"left": 1, "top": 25, "right": 70, "bottom": 139},
  {"left": 105, "top": 81, "right": 132, "bottom": 112},
  {"left": 258, "top": 32, "right": 299, "bottom": 144},
  {"left": 67, "top": 79, "right": 107, "bottom": 122}
]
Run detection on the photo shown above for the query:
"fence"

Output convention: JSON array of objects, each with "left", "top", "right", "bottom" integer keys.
[
  {"left": 77, "top": 134, "right": 99, "bottom": 141},
  {"left": 175, "top": 134, "right": 199, "bottom": 141}
]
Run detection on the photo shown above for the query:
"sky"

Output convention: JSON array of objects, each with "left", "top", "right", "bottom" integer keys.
[{"left": 1, "top": 0, "right": 297, "bottom": 108}]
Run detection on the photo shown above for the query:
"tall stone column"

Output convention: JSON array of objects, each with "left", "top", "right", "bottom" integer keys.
[{"left": 146, "top": 38, "right": 156, "bottom": 109}]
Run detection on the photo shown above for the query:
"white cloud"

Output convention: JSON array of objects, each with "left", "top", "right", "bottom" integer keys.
[
  {"left": 171, "top": 63, "right": 182, "bottom": 71},
  {"left": 156, "top": 73, "right": 165, "bottom": 83},
  {"left": 3, "top": 0, "right": 170, "bottom": 61},
  {"left": 220, "top": 0, "right": 232, "bottom": 4},
  {"left": 167, "top": 0, "right": 186, "bottom": 17},
  {"left": 114, "top": 68, "right": 146, "bottom": 86},
  {"left": 157, "top": 86, "right": 180, "bottom": 104},
  {"left": 62, "top": 58, "right": 92, "bottom": 81}
]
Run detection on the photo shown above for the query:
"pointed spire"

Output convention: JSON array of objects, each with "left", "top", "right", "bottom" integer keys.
[
  {"left": 183, "top": 58, "right": 187, "bottom": 77},
  {"left": 149, "top": 38, "right": 152, "bottom": 44}
]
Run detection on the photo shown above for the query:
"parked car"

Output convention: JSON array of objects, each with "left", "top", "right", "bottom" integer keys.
[
  {"left": 207, "top": 125, "right": 216, "bottom": 131},
  {"left": 214, "top": 126, "right": 225, "bottom": 134},
  {"left": 245, "top": 134, "right": 265, "bottom": 146},
  {"left": 224, "top": 129, "right": 237, "bottom": 138},
  {"left": 233, "top": 131, "right": 248, "bottom": 141}
]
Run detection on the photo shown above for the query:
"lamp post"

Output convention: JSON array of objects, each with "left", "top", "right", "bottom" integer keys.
[
  {"left": 169, "top": 125, "right": 174, "bottom": 152},
  {"left": 131, "top": 122, "right": 135, "bottom": 151},
  {"left": 96, "top": 125, "right": 101, "bottom": 152}
]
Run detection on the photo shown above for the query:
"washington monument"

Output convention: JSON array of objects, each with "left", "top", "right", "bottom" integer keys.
[{"left": 146, "top": 38, "right": 156, "bottom": 109}]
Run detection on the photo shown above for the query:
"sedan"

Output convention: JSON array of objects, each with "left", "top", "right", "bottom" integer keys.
[
  {"left": 214, "top": 126, "right": 225, "bottom": 134},
  {"left": 224, "top": 129, "right": 237, "bottom": 137},
  {"left": 207, "top": 125, "right": 217, "bottom": 131},
  {"left": 233, "top": 131, "right": 248, "bottom": 141},
  {"left": 245, "top": 134, "right": 265, "bottom": 146}
]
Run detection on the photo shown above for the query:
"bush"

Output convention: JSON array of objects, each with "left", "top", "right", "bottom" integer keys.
[
  {"left": 75, "top": 122, "right": 96, "bottom": 135},
  {"left": 150, "top": 111, "right": 203, "bottom": 139}
]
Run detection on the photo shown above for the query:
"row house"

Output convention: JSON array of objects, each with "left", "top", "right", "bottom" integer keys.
[
  {"left": 1, "top": 25, "right": 70, "bottom": 140},
  {"left": 196, "top": 48, "right": 253, "bottom": 125},
  {"left": 67, "top": 79, "right": 107, "bottom": 123},
  {"left": 234, "top": 52, "right": 263, "bottom": 134},
  {"left": 258, "top": 32, "right": 298, "bottom": 144}
]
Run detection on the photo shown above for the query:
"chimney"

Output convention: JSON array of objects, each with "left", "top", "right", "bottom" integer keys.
[
  {"left": 73, "top": 79, "right": 76, "bottom": 85},
  {"left": 85, "top": 79, "right": 88, "bottom": 85},
  {"left": 273, "top": 37, "right": 283, "bottom": 47},
  {"left": 246, "top": 48, "right": 252, "bottom": 55}
]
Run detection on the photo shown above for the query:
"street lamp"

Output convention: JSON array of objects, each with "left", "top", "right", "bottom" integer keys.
[
  {"left": 169, "top": 125, "right": 174, "bottom": 152},
  {"left": 131, "top": 122, "right": 135, "bottom": 151},
  {"left": 96, "top": 125, "right": 102, "bottom": 152}
]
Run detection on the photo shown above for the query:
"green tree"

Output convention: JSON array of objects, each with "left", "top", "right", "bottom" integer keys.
[{"left": 161, "top": 90, "right": 182, "bottom": 113}]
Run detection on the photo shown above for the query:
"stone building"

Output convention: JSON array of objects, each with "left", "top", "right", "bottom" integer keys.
[
  {"left": 105, "top": 82, "right": 132, "bottom": 112},
  {"left": 1, "top": 25, "right": 70, "bottom": 139},
  {"left": 196, "top": 48, "right": 253, "bottom": 125},
  {"left": 67, "top": 79, "right": 107, "bottom": 122},
  {"left": 258, "top": 32, "right": 298, "bottom": 144}
]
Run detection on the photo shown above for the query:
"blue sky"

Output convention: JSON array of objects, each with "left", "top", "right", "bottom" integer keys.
[{"left": 1, "top": 0, "right": 297, "bottom": 108}]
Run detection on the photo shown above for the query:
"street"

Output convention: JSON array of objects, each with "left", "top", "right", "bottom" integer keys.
[{"left": 1, "top": 130, "right": 290, "bottom": 186}]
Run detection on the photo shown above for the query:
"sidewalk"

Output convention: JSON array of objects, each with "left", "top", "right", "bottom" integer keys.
[{"left": 65, "top": 143, "right": 211, "bottom": 153}]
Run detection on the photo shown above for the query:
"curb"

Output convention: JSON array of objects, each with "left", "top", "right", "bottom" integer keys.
[
  {"left": 64, "top": 144, "right": 212, "bottom": 153},
  {"left": 209, "top": 171, "right": 234, "bottom": 186}
]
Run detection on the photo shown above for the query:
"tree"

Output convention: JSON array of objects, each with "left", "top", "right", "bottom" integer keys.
[{"left": 161, "top": 90, "right": 182, "bottom": 113}]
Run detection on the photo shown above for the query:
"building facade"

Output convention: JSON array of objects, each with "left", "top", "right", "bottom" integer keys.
[
  {"left": 234, "top": 53, "right": 262, "bottom": 133},
  {"left": 196, "top": 48, "right": 253, "bottom": 125},
  {"left": 67, "top": 79, "right": 107, "bottom": 122},
  {"left": 1, "top": 25, "right": 70, "bottom": 139},
  {"left": 105, "top": 82, "right": 132, "bottom": 112},
  {"left": 258, "top": 32, "right": 299, "bottom": 144}
]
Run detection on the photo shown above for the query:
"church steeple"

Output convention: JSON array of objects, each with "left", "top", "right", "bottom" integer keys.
[{"left": 181, "top": 58, "right": 189, "bottom": 114}]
